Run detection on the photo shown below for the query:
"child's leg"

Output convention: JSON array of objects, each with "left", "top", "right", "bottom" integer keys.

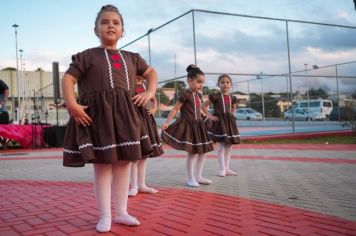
[
  {"left": 196, "top": 153, "right": 212, "bottom": 184},
  {"left": 216, "top": 142, "right": 226, "bottom": 176},
  {"left": 224, "top": 144, "right": 237, "bottom": 176},
  {"left": 128, "top": 162, "right": 138, "bottom": 196},
  {"left": 186, "top": 153, "right": 199, "bottom": 187},
  {"left": 93, "top": 163, "right": 112, "bottom": 232},
  {"left": 112, "top": 161, "right": 140, "bottom": 226},
  {"left": 137, "top": 159, "right": 159, "bottom": 193}
]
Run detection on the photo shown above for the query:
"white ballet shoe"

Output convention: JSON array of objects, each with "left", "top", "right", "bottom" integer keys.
[
  {"left": 114, "top": 214, "right": 140, "bottom": 226},
  {"left": 96, "top": 217, "right": 111, "bottom": 232},
  {"left": 197, "top": 178, "right": 212, "bottom": 185},
  {"left": 226, "top": 169, "right": 237, "bottom": 176},
  {"left": 138, "top": 186, "right": 159, "bottom": 194},
  {"left": 128, "top": 188, "right": 138, "bottom": 197},
  {"left": 186, "top": 179, "right": 200, "bottom": 187},
  {"left": 218, "top": 170, "right": 226, "bottom": 177}
]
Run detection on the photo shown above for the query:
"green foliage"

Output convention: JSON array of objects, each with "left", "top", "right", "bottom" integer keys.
[
  {"left": 305, "top": 88, "right": 328, "bottom": 99},
  {"left": 249, "top": 93, "right": 281, "bottom": 118},
  {"left": 156, "top": 88, "right": 170, "bottom": 105}
]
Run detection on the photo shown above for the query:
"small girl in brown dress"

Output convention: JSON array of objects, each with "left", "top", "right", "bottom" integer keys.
[
  {"left": 129, "top": 76, "right": 163, "bottom": 196},
  {"left": 202, "top": 74, "right": 240, "bottom": 177},
  {"left": 161, "top": 65, "right": 214, "bottom": 187},
  {"left": 61, "top": 5, "right": 158, "bottom": 232}
]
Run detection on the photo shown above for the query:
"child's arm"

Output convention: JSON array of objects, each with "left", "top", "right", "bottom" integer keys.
[
  {"left": 132, "top": 67, "right": 158, "bottom": 107},
  {"left": 202, "top": 100, "right": 218, "bottom": 121},
  {"left": 148, "top": 96, "right": 158, "bottom": 115},
  {"left": 162, "top": 101, "right": 183, "bottom": 130},
  {"left": 62, "top": 74, "right": 92, "bottom": 126},
  {"left": 232, "top": 102, "right": 237, "bottom": 113}
]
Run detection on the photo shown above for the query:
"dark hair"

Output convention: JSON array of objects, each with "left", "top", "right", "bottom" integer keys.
[
  {"left": 186, "top": 64, "right": 204, "bottom": 80},
  {"left": 95, "top": 5, "right": 124, "bottom": 29},
  {"left": 217, "top": 74, "right": 232, "bottom": 85}
]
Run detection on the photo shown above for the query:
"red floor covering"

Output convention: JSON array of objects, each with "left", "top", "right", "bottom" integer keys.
[{"left": 1, "top": 180, "right": 356, "bottom": 236}]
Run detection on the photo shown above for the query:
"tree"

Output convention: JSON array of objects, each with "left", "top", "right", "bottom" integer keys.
[
  {"left": 162, "top": 81, "right": 186, "bottom": 91},
  {"left": 156, "top": 88, "right": 170, "bottom": 105},
  {"left": 305, "top": 88, "right": 328, "bottom": 99},
  {"left": 250, "top": 93, "right": 281, "bottom": 118},
  {"left": 1, "top": 67, "right": 17, "bottom": 71},
  {"left": 351, "top": 90, "right": 356, "bottom": 99}
]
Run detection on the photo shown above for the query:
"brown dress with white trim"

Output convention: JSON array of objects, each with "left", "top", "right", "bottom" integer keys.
[
  {"left": 135, "top": 83, "right": 164, "bottom": 157},
  {"left": 161, "top": 90, "right": 214, "bottom": 154},
  {"left": 63, "top": 47, "right": 152, "bottom": 167},
  {"left": 208, "top": 93, "right": 241, "bottom": 144}
]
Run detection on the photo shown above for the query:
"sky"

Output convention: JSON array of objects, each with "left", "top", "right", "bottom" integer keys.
[{"left": 1, "top": 0, "right": 356, "bottom": 94}]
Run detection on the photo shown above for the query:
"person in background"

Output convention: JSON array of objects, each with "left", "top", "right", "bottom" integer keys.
[
  {"left": 161, "top": 64, "right": 214, "bottom": 187},
  {"left": 202, "top": 74, "right": 240, "bottom": 177}
]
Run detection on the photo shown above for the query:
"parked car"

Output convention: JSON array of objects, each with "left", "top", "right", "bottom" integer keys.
[
  {"left": 292, "top": 99, "right": 333, "bottom": 118},
  {"left": 236, "top": 108, "right": 263, "bottom": 120},
  {"left": 329, "top": 107, "right": 356, "bottom": 121},
  {"left": 284, "top": 108, "right": 326, "bottom": 121}
]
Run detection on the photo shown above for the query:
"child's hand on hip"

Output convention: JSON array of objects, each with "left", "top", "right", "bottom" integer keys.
[
  {"left": 69, "top": 104, "right": 92, "bottom": 126},
  {"left": 132, "top": 91, "right": 154, "bottom": 107}
]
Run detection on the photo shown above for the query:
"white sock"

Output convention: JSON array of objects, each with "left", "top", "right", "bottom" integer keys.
[
  {"left": 216, "top": 142, "right": 226, "bottom": 176},
  {"left": 93, "top": 164, "right": 112, "bottom": 232}
]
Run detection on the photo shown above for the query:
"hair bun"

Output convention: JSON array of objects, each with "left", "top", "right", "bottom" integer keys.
[{"left": 186, "top": 64, "right": 199, "bottom": 72}]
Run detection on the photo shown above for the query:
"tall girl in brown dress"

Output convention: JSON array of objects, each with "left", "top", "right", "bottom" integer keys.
[
  {"left": 61, "top": 5, "right": 158, "bottom": 232},
  {"left": 202, "top": 74, "right": 240, "bottom": 177},
  {"left": 129, "top": 76, "right": 163, "bottom": 196},
  {"left": 161, "top": 65, "right": 214, "bottom": 187}
]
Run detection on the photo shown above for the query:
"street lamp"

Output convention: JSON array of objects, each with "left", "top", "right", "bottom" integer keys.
[
  {"left": 12, "top": 24, "right": 21, "bottom": 121},
  {"left": 19, "top": 49, "right": 24, "bottom": 108},
  {"left": 304, "top": 63, "right": 310, "bottom": 121},
  {"left": 157, "top": 92, "right": 161, "bottom": 118},
  {"left": 335, "top": 65, "right": 340, "bottom": 122},
  {"left": 257, "top": 72, "right": 265, "bottom": 120},
  {"left": 247, "top": 80, "right": 251, "bottom": 108}
]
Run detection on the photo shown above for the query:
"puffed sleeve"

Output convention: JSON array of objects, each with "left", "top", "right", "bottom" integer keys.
[
  {"left": 209, "top": 94, "right": 216, "bottom": 103},
  {"left": 65, "top": 51, "right": 88, "bottom": 80},
  {"left": 178, "top": 90, "right": 187, "bottom": 103},
  {"left": 134, "top": 53, "right": 149, "bottom": 76}
]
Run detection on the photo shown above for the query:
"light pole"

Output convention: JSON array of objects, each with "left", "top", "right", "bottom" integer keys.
[
  {"left": 335, "top": 64, "right": 340, "bottom": 122},
  {"left": 257, "top": 72, "right": 265, "bottom": 120},
  {"left": 304, "top": 63, "right": 310, "bottom": 121},
  {"left": 247, "top": 80, "right": 251, "bottom": 108},
  {"left": 147, "top": 28, "right": 153, "bottom": 65},
  {"left": 12, "top": 24, "right": 21, "bottom": 121},
  {"left": 19, "top": 49, "right": 24, "bottom": 110},
  {"left": 157, "top": 92, "right": 161, "bottom": 118}
]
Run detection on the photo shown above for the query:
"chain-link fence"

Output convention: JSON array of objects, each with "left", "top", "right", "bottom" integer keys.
[{"left": 120, "top": 9, "right": 356, "bottom": 130}]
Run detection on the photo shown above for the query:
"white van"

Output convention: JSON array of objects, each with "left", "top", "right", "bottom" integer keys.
[{"left": 292, "top": 99, "right": 333, "bottom": 118}]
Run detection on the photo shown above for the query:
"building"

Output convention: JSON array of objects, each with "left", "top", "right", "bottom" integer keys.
[{"left": 0, "top": 69, "right": 69, "bottom": 125}]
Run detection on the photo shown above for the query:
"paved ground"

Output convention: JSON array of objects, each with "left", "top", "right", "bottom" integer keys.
[{"left": 1, "top": 144, "right": 356, "bottom": 235}]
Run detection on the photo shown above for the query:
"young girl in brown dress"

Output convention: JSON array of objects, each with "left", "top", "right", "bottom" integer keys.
[
  {"left": 202, "top": 74, "right": 240, "bottom": 177},
  {"left": 129, "top": 76, "right": 163, "bottom": 196},
  {"left": 61, "top": 5, "right": 158, "bottom": 232},
  {"left": 161, "top": 65, "right": 214, "bottom": 187}
]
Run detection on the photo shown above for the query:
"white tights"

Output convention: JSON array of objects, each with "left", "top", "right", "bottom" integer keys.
[
  {"left": 93, "top": 162, "right": 132, "bottom": 220},
  {"left": 216, "top": 142, "right": 235, "bottom": 176},
  {"left": 186, "top": 153, "right": 211, "bottom": 184}
]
